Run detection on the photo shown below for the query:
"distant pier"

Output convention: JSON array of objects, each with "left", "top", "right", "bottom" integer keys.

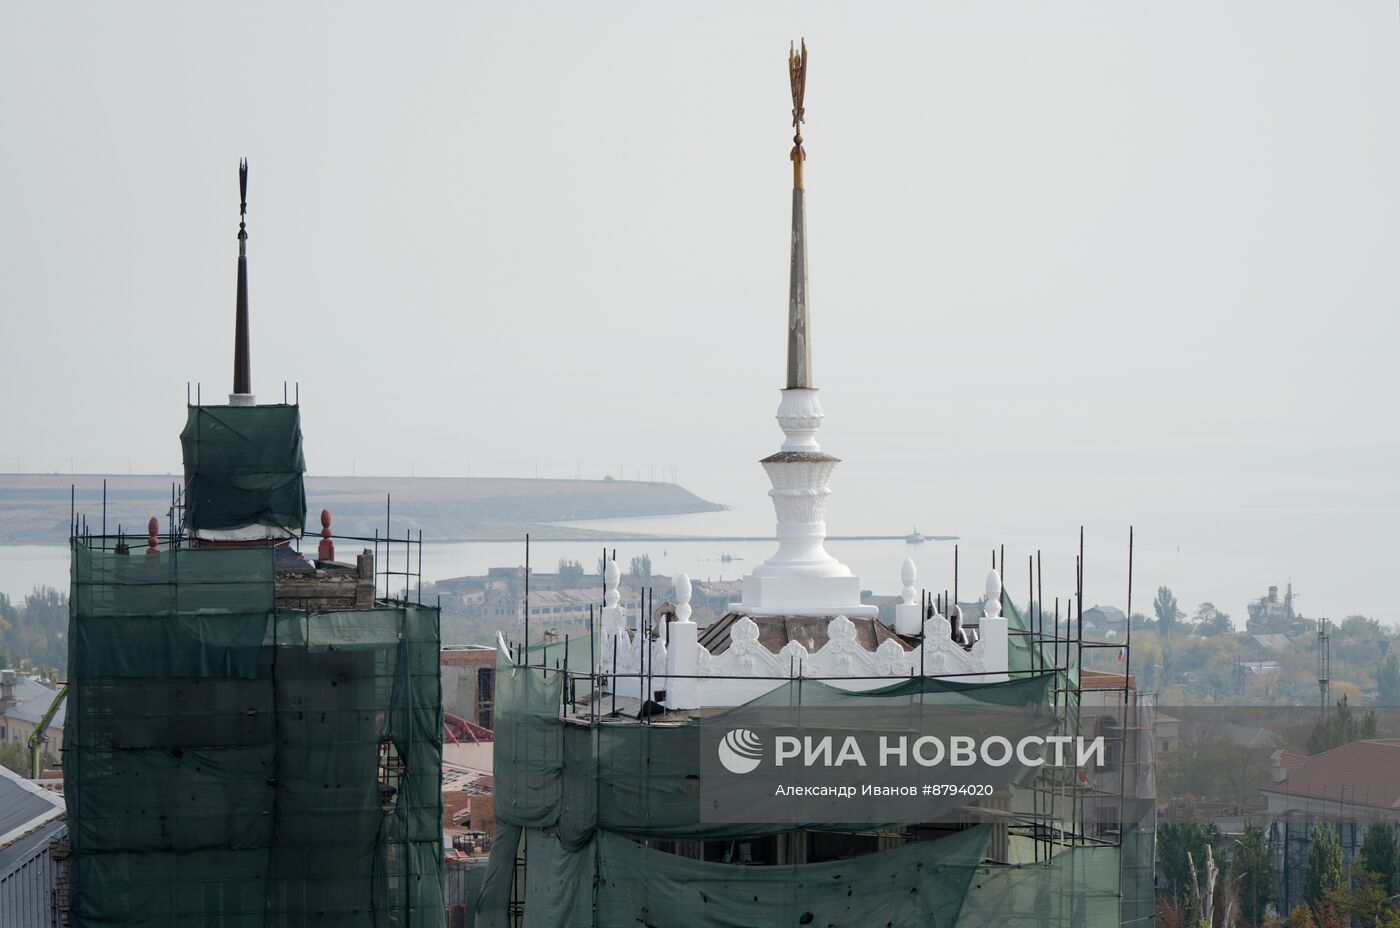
[{"left": 453, "top": 533, "right": 959, "bottom": 544}]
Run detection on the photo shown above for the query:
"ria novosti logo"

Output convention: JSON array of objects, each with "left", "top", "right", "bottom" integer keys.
[
  {"left": 717, "top": 728, "right": 764, "bottom": 774},
  {"left": 716, "top": 728, "right": 1104, "bottom": 775}
]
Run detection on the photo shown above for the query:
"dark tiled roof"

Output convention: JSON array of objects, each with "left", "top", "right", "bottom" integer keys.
[
  {"left": 759, "top": 451, "right": 841, "bottom": 464},
  {"left": 5, "top": 689, "right": 65, "bottom": 729},
  {"left": 2, "top": 673, "right": 55, "bottom": 708},
  {"left": 1081, "top": 606, "right": 1127, "bottom": 626},
  {"left": 1262, "top": 739, "right": 1400, "bottom": 811},
  {"left": 0, "top": 765, "right": 64, "bottom": 847},
  {"left": 1081, "top": 669, "right": 1137, "bottom": 691},
  {"left": 0, "top": 819, "right": 65, "bottom": 882},
  {"left": 1248, "top": 634, "right": 1292, "bottom": 653},
  {"left": 698, "top": 612, "right": 910, "bottom": 656}
]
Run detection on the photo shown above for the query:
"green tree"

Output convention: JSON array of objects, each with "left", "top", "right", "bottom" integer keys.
[
  {"left": 557, "top": 558, "right": 584, "bottom": 586},
  {"left": 1304, "top": 825, "right": 1345, "bottom": 907},
  {"left": 1285, "top": 900, "right": 1318, "bottom": 928},
  {"left": 1310, "top": 901, "right": 1346, "bottom": 928},
  {"left": 1360, "top": 820, "right": 1400, "bottom": 895},
  {"left": 1130, "top": 628, "right": 1162, "bottom": 693},
  {"left": 1193, "top": 602, "right": 1233, "bottom": 636},
  {"left": 1160, "top": 731, "right": 1271, "bottom": 806},
  {"left": 1334, "top": 862, "right": 1400, "bottom": 926},
  {"left": 1306, "top": 695, "right": 1378, "bottom": 754},
  {"left": 1378, "top": 654, "right": 1400, "bottom": 707},
  {"left": 1159, "top": 819, "right": 1220, "bottom": 902},
  {"left": 628, "top": 554, "right": 652, "bottom": 586},
  {"left": 1340, "top": 614, "right": 1383, "bottom": 640},
  {"left": 8, "top": 587, "right": 68, "bottom": 675},
  {"left": 1155, "top": 586, "right": 1184, "bottom": 642},
  {"left": 0, "top": 741, "right": 28, "bottom": 777},
  {"left": 1234, "top": 822, "right": 1274, "bottom": 926}
]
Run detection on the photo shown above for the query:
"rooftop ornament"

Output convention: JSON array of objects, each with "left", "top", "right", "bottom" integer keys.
[
  {"left": 736, "top": 40, "right": 875, "bottom": 618},
  {"left": 231, "top": 158, "right": 254, "bottom": 406}
]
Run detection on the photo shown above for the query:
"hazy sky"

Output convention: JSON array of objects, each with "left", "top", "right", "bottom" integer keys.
[{"left": 3, "top": 4, "right": 1399, "bottom": 615}]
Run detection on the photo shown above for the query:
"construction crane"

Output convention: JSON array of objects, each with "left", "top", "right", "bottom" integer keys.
[{"left": 27, "top": 684, "right": 67, "bottom": 780}]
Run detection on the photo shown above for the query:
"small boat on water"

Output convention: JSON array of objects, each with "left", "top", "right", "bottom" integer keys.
[{"left": 905, "top": 527, "right": 926, "bottom": 544}]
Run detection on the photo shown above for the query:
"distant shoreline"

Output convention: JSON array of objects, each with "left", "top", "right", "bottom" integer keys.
[
  {"left": 0, "top": 534, "right": 957, "bottom": 547},
  {"left": 0, "top": 473, "right": 728, "bottom": 544}
]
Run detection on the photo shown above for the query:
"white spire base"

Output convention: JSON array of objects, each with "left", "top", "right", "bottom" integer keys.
[
  {"left": 735, "top": 388, "right": 876, "bottom": 617},
  {"left": 735, "top": 575, "right": 874, "bottom": 617},
  {"left": 228, "top": 393, "right": 256, "bottom": 407}
]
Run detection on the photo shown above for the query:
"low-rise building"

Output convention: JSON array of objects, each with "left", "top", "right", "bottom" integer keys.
[
  {"left": 1081, "top": 605, "right": 1128, "bottom": 641},
  {"left": 1240, "top": 634, "right": 1292, "bottom": 660},
  {"left": 1246, "top": 583, "right": 1310, "bottom": 635},
  {"left": 442, "top": 645, "right": 498, "bottom": 730},
  {"left": 0, "top": 762, "right": 68, "bottom": 927},
  {"left": 0, "top": 671, "right": 65, "bottom": 759},
  {"left": 1261, "top": 739, "right": 1400, "bottom": 822},
  {"left": 1260, "top": 739, "right": 1400, "bottom": 913}
]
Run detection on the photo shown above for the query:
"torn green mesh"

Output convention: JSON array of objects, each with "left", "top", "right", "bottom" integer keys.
[{"left": 480, "top": 641, "right": 1153, "bottom": 926}]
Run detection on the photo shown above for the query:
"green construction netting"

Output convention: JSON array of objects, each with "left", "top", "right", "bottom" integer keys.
[
  {"left": 491, "top": 646, "right": 1059, "bottom": 846},
  {"left": 954, "top": 845, "right": 1122, "bottom": 927},
  {"left": 476, "top": 825, "right": 991, "bottom": 928},
  {"left": 738, "top": 670, "right": 1056, "bottom": 709},
  {"left": 1003, "top": 590, "right": 1039, "bottom": 675},
  {"left": 595, "top": 825, "right": 989, "bottom": 928},
  {"left": 181, "top": 404, "right": 307, "bottom": 533},
  {"left": 478, "top": 636, "right": 1157, "bottom": 926},
  {"left": 1002, "top": 592, "right": 1082, "bottom": 718},
  {"left": 65, "top": 543, "right": 443, "bottom": 928},
  {"left": 476, "top": 646, "right": 1142, "bottom": 928}
]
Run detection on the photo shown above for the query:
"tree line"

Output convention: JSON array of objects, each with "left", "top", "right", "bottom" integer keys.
[
  {"left": 0, "top": 586, "right": 66, "bottom": 678},
  {"left": 1158, "top": 817, "right": 1400, "bottom": 927}
]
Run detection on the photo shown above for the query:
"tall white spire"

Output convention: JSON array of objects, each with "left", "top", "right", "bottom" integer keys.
[
  {"left": 787, "top": 39, "right": 812, "bottom": 390},
  {"left": 736, "top": 41, "right": 874, "bottom": 619}
]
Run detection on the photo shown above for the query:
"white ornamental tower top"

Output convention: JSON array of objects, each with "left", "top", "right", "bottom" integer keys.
[{"left": 735, "top": 41, "right": 875, "bottom": 619}]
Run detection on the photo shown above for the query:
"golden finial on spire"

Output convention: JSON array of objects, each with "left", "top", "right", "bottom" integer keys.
[{"left": 789, "top": 38, "right": 807, "bottom": 189}]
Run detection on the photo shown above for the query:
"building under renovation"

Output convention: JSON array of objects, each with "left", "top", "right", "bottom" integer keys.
[
  {"left": 474, "top": 43, "right": 1156, "bottom": 928},
  {"left": 63, "top": 164, "right": 444, "bottom": 927}
]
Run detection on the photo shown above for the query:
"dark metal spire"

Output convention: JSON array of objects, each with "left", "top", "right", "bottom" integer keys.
[
  {"left": 786, "top": 41, "right": 811, "bottom": 390},
  {"left": 233, "top": 159, "right": 251, "bottom": 397}
]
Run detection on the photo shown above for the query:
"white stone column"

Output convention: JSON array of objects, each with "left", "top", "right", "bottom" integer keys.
[
  {"left": 894, "top": 557, "right": 922, "bottom": 636},
  {"left": 665, "top": 573, "right": 700, "bottom": 709},
  {"left": 736, "top": 388, "right": 876, "bottom": 617},
  {"left": 979, "top": 568, "right": 1010, "bottom": 682},
  {"left": 598, "top": 558, "right": 626, "bottom": 673}
]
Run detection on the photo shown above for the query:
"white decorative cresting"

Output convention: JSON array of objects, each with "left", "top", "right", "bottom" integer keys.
[
  {"left": 979, "top": 567, "right": 1010, "bottom": 682},
  {"left": 665, "top": 571, "right": 700, "bottom": 709},
  {"left": 607, "top": 605, "right": 1006, "bottom": 706},
  {"left": 893, "top": 557, "right": 922, "bottom": 636}
]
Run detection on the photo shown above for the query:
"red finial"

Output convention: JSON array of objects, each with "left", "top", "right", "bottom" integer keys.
[
  {"left": 318, "top": 509, "right": 334, "bottom": 562},
  {"left": 146, "top": 517, "right": 159, "bottom": 555}
]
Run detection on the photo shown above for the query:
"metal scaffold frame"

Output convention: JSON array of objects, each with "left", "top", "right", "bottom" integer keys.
[{"left": 483, "top": 528, "right": 1155, "bottom": 927}]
